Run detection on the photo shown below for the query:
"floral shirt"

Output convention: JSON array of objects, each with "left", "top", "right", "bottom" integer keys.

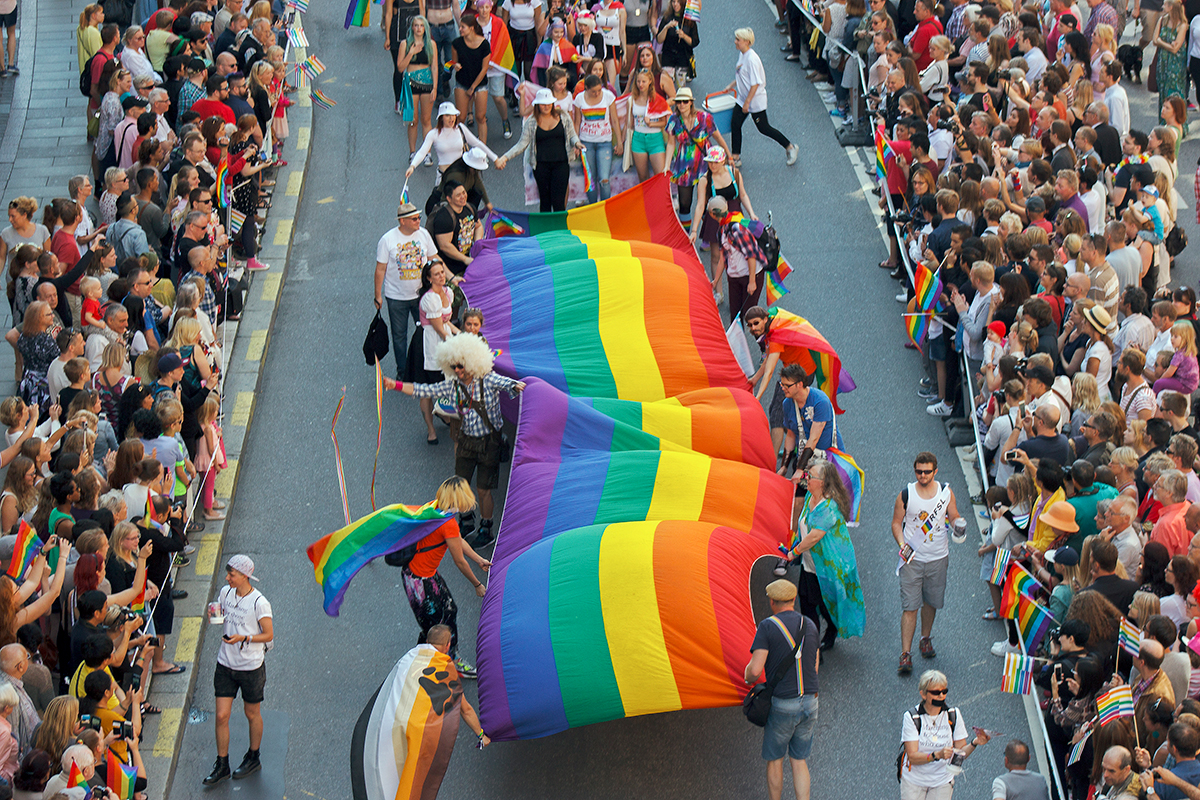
[{"left": 666, "top": 111, "right": 717, "bottom": 186}]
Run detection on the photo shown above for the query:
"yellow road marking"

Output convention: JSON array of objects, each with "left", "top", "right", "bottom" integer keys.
[
  {"left": 214, "top": 457, "right": 238, "bottom": 499},
  {"left": 286, "top": 171, "right": 303, "bottom": 196},
  {"left": 153, "top": 708, "right": 183, "bottom": 757},
  {"left": 245, "top": 330, "right": 267, "bottom": 361},
  {"left": 317, "top": 196, "right": 334, "bottom": 204},
  {"left": 296, "top": 126, "right": 310, "bottom": 150},
  {"left": 274, "top": 219, "right": 293, "bottom": 246},
  {"left": 299, "top": 91, "right": 311, "bottom": 108},
  {"left": 231, "top": 392, "right": 254, "bottom": 427},
  {"left": 196, "top": 534, "right": 223, "bottom": 577},
  {"left": 172, "top": 617, "right": 201, "bottom": 663},
  {"left": 260, "top": 273, "right": 282, "bottom": 303}
]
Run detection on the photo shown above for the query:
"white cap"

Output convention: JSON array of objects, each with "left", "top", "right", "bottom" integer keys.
[
  {"left": 437, "top": 101, "right": 459, "bottom": 118},
  {"left": 533, "top": 88, "right": 556, "bottom": 106},
  {"left": 226, "top": 554, "right": 259, "bottom": 582},
  {"left": 462, "top": 147, "right": 489, "bottom": 171}
]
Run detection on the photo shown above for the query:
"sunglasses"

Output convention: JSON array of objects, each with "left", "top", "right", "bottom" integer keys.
[
  {"left": 927, "top": 688, "right": 948, "bottom": 696},
  {"left": 914, "top": 468, "right": 935, "bottom": 475}
]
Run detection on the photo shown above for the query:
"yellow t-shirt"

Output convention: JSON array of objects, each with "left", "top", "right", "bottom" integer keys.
[
  {"left": 1029, "top": 488, "right": 1067, "bottom": 552},
  {"left": 69, "top": 664, "right": 119, "bottom": 711}
]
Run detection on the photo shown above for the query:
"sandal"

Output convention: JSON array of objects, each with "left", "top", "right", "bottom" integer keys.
[
  {"left": 141, "top": 702, "right": 163, "bottom": 714},
  {"left": 204, "top": 510, "right": 227, "bottom": 521},
  {"left": 982, "top": 609, "right": 1000, "bottom": 620},
  {"left": 152, "top": 663, "right": 186, "bottom": 676}
]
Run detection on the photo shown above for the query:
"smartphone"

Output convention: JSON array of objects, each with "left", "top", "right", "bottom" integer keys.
[
  {"left": 1054, "top": 664, "right": 1063, "bottom": 680},
  {"left": 900, "top": 544, "right": 915, "bottom": 561}
]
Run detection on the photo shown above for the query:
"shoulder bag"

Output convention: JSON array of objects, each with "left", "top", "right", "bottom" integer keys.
[
  {"left": 742, "top": 615, "right": 803, "bottom": 727},
  {"left": 464, "top": 384, "right": 511, "bottom": 463}
]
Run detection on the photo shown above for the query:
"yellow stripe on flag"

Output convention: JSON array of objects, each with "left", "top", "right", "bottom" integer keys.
[
  {"left": 640, "top": 397, "right": 692, "bottom": 451},
  {"left": 646, "top": 452, "right": 710, "bottom": 521},
  {"left": 595, "top": 257, "right": 665, "bottom": 401}
]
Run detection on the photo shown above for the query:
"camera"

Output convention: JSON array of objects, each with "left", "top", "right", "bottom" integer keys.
[
  {"left": 105, "top": 606, "right": 138, "bottom": 627},
  {"left": 1003, "top": 451, "right": 1020, "bottom": 463},
  {"left": 935, "top": 119, "right": 956, "bottom": 131},
  {"left": 893, "top": 212, "right": 913, "bottom": 225},
  {"left": 80, "top": 714, "right": 103, "bottom": 732},
  {"left": 996, "top": 69, "right": 1012, "bottom": 81},
  {"left": 112, "top": 720, "right": 134, "bottom": 739}
]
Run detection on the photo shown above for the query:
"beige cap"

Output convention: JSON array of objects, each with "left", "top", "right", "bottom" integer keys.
[{"left": 766, "top": 579, "right": 797, "bottom": 601}]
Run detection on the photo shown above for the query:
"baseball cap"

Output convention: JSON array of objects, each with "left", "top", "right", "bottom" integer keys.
[
  {"left": 1046, "top": 546, "right": 1079, "bottom": 566},
  {"left": 157, "top": 353, "right": 183, "bottom": 374},
  {"left": 226, "top": 554, "right": 259, "bottom": 581},
  {"left": 121, "top": 96, "right": 150, "bottom": 110},
  {"left": 1025, "top": 195, "right": 1046, "bottom": 213}
]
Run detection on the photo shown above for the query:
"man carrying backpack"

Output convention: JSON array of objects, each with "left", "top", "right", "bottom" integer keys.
[
  {"left": 707, "top": 195, "right": 766, "bottom": 325},
  {"left": 898, "top": 670, "right": 990, "bottom": 798}
]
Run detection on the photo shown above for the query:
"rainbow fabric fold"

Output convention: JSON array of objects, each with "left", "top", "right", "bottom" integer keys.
[
  {"left": 130, "top": 581, "right": 146, "bottom": 615},
  {"left": 532, "top": 40, "right": 578, "bottom": 71},
  {"left": 1096, "top": 685, "right": 1134, "bottom": 725},
  {"left": 214, "top": 160, "right": 229, "bottom": 207},
  {"left": 344, "top": 0, "right": 370, "bottom": 28},
  {"left": 684, "top": 0, "right": 701, "bottom": 20},
  {"left": 487, "top": 16, "right": 515, "bottom": 71},
  {"left": 311, "top": 89, "right": 337, "bottom": 109},
  {"left": 825, "top": 447, "right": 864, "bottom": 527},
  {"left": 764, "top": 257, "right": 793, "bottom": 306},
  {"left": 467, "top": 178, "right": 797, "bottom": 741},
  {"left": 914, "top": 263, "right": 942, "bottom": 312},
  {"left": 490, "top": 213, "right": 525, "bottom": 237},
  {"left": 1014, "top": 592, "right": 1055, "bottom": 652},
  {"left": 988, "top": 548, "right": 1012, "bottom": 585},
  {"left": 579, "top": 146, "right": 593, "bottom": 194},
  {"left": 874, "top": 126, "right": 895, "bottom": 183},
  {"left": 6, "top": 520, "right": 37, "bottom": 580},
  {"left": 999, "top": 561, "right": 1044, "bottom": 618},
  {"left": 763, "top": 307, "right": 855, "bottom": 414},
  {"left": 1001, "top": 652, "right": 1036, "bottom": 694},
  {"left": 306, "top": 503, "right": 456, "bottom": 616},
  {"left": 67, "top": 761, "right": 86, "bottom": 789},
  {"left": 904, "top": 312, "right": 929, "bottom": 353},
  {"left": 108, "top": 758, "right": 138, "bottom": 799}
]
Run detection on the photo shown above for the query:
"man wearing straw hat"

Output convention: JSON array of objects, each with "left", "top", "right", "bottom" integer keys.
[{"left": 744, "top": 579, "right": 819, "bottom": 800}]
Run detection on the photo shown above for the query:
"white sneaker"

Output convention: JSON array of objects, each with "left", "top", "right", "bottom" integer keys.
[
  {"left": 423, "top": 154, "right": 433, "bottom": 166},
  {"left": 926, "top": 401, "right": 953, "bottom": 417},
  {"left": 713, "top": 290, "right": 723, "bottom": 304},
  {"left": 991, "top": 640, "right": 1019, "bottom": 657},
  {"left": 773, "top": 558, "right": 788, "bottom": 576},
  {"left": 895, "top": 291, "right": 907, "bottom": 303},
  {"left": 813, "top": 81, "right": 834, "bottom": 91},
  {"left": 786, "top": 143, "right": 799, "bottom": 166}
]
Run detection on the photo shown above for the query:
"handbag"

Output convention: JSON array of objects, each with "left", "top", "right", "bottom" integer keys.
[
  {"left": 363, "top": 309, "right": 389, "bottom": 366},
  {"left": 1147, "top": 57, "right": 1158, "bottom": 93},
  {"left": 463, "top": 384, "right": 511, "bottom": 463},
  {"left": 742, "top": 616, "right": 803, "bottom": 727},
  {"left": 1166, "top": 224, "right": 1188, "bottom": 257}
]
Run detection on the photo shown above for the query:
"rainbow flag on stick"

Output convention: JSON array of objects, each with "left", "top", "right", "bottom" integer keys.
[
  {"left": 130, "top": 580, "right": 146, "bottom": 615},
  {"left": 1068, "top": 730, "right": 1092, "bottom": 765},
  {"left": 1001, "top": 652, "right": 1037, "bottom": 694},
  {"left": 764, "top": 256, "right": 793, "bottom": 306},
  {"left": 490, "top": 212, "right": 526, "bottom": 238},
  {"left": 1000, "top": 561, "right": 1044, "bottom": 618},
  {"left": 214, "top": 160, "right": 229, "bottom": 207},
  {"left": 874, "top": 125, "right": 896, "bottom": 183},
  {"left": 825, "top": 447, "right": 864, "bottom": 527},
  {"left": 1014, "top": 592, "right": 1055, "bottom": 652},
  {"left": 580, "top": 147, "right": 593, "bottom": 195},
  {"left": 988, "top": 548, "right": 1013, "bottom": 586},
  {"left": 108, "top": 756, "right": 138, "bottom": 799},
  {"left": 344, "top": 0, "right": 370, "bottom": 27},
  {"left": 684, "top": 0, "right": 701, "bottom": 20},
  {"left": 914, "top": 263, "right": 943, "bottom": 313},
  {"left": 307, "top": 503, "right": 456, "bottom": 616},
  {"left": 903, "top": 312, "right": 930, "bottom": 353},
  {"left": 229, "top": 208, "right": 246, "bottom": 236},
  {"left": 288, "top": 27, "right": 309, "bottom": 47},
  {"left": 1118, "top": 617, "right": 1142, "bottom": 657},
  {"left": 6, "top": 520, "right": 38, "bottom": 580},
  {"left": 1095, "top": 685, "right": 1134, "bottom": 726},
  {"left": 287, "top": 0, "right": 309, "bottom": 11},
  {"left": 311, "top": 89, "right": 336, "bottom": 109},
  {"left": 67, "top": 760, "right": 87, "bottom": 790}
]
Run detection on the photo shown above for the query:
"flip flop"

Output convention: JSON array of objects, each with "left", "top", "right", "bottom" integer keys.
[
  {"left": 152, "top": 664, "right": 186, "bottom": 675},
  {"left": 141, "top": 702, "right": 163, "bottom": 714},
  {"left": 982, "top": 609, "right": 1000, "bottom": 620}
]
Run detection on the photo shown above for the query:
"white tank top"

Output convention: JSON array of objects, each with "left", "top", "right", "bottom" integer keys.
[
  {"left": 505, "top": 0, "right": 537, "bottom": 31},
  {"left": 902, "top": 481, "right": 951, "bottom": 562},
  {"left": 596, "top": 3, "right": 622, "bottom": 45}
]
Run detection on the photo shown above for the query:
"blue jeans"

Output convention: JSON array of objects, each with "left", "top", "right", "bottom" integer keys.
[
  {"left": 431, "top": 22, "right": 457, "bottom": 97},
  {"left": 385, "top": 296, "right": 420, "bottom": 379},
  {"left": 762, "top": 694, "right": 818, "bottom": 761},
  {"left": 581, "top": 140, "right": 613, "bottom": 204}
]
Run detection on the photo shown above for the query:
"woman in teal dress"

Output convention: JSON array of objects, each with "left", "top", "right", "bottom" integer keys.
[
  {"left": 1153, "top": 0, "right": 1189, "bottom": 136},
  {"left": 782, "top": 458, "right": 865, "bottom": 651}
]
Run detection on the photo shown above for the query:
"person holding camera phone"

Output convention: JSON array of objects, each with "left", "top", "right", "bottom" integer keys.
[
  {"left": 79, "top": 668, "right": 140, "bottom": 767},
  {"left": 205, "top": 554, "right": 273, "bottom": 786}
]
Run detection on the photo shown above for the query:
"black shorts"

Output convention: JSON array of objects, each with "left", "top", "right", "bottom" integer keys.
[
  {"left": 214, "top": 662, "right": 266, "bottom": 704},
  {"left": 455, "top": 436, "right": 500, "bottom": 491},
  {"left": 0, "top": 10, "right": 15, "bottom": 29},
  {"left": 626, "top": 25, "right": 652, "bottom": 45},
  {"left": 603, "top": 44, "right": 623, "bottom": 62}
]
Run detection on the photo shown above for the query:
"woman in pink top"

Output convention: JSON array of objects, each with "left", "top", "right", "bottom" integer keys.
[{"left": 0, "top": 683, "right": 20, "bottom": 781}]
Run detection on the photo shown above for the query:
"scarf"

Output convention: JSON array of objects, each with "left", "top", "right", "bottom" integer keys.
[{"left": 793, "top": 495, "right": 865, "bottom": 638}]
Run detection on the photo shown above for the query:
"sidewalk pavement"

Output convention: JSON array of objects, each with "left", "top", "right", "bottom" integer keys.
[{"left": 0, "top": 2, "right": 316, "bottom": 798}]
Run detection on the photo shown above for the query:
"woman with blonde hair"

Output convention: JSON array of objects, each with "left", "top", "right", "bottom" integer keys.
[
  {"left": 1091, "top": 24, "right": 1116, "bottom": 89},
  {"left": 1152, "top": 0, "right": 1189, "bottom": 134},
  {"left": 1128, "top": 590, "right": 1162, "bottom": 626},
  {"left": 165, "top": 316, "right": 217, "bottom": 392},
  {"left": 30, "top": 696, "right": 78, "bottom": 767},
  {"left": 0, "top": 455, "right": 36, "bottom": 532},
  {"left": 1069, "top": 372, "right": 1102, "bottom": 438},
  {"left": 76, "top": 5, "right": 104, "bottom": 72},
  {"left": 1110, "top": 446, "right": 1140, "bottom": 498}
]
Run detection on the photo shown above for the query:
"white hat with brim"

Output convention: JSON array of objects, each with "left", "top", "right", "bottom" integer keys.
[
  {"left": 437, "top": 101, "right": 460, "bottom": 118},
  {"left": 463, "top": 147, "right": 489, "bottom": 171},
  {"left": 533, "top": 88, "right": 556, "bottom": 106}
]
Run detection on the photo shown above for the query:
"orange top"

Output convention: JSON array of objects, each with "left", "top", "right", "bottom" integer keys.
[{"left": 406, "top": 520, "right": 459, "bottom": 578}]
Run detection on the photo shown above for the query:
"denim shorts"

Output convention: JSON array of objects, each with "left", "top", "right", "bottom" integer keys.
[{"left": 762, "top": 694, "right": 818, "bottom": 761}]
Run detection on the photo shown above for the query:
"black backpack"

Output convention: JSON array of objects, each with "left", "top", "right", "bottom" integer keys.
[
  {"left": 895, "top": 704, "right": 956, "bottom": 782},
  {"left": 383, "top": 540, "right": 445, "bottom": 568},
  {"left": 758, "top": 213, "right": 781, "bottom": 272},
  {"left": 363, "top": 310, "right": 389, "bottom": 366},
  {"left": 80, "top": 52, "right": 101, "bottom": 97}
]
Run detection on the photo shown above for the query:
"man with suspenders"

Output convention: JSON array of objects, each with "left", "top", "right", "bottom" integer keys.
[{"left": 890, "top": 452, "right": 966, "bottom": 676}]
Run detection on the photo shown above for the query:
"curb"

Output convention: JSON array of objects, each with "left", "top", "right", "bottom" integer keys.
[{"left": 140, "top": 45, "right": 316, "bottom": 800}]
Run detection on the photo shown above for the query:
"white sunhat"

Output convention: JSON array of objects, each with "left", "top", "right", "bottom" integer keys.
[
  {"left": 533, "top": 88, "right": 556, "bottom": 106},
  {"left": 437, "top": 101, "right": 460, "bottom": 118},
  {"left": 462, "top": 147, "right": 489, "bottom": 170}
]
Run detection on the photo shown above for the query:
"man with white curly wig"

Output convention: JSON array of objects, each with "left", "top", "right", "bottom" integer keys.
[{"left": 384, "top": 333, "right": 525, "bottom": 547}]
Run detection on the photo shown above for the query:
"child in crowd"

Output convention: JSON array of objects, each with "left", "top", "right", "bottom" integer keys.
[
  {"left": 1149, "top": 349, "right": 1175, "bottom": 386},
  {"left": 1154, "top": 321, "right": 1199, "bottom": 394},
  {"left": 984, "top": 321, "right": 1005, "bottom": 372},
  {"left": 57, "top": 359, "right": 91, "bottom": 421},
  {"left": 1136, "top": 185, "right": 1164, "bottom": 239},
  {"left": 195, "top": 394, "right": 227, "bottom": 522},
  {"left": 79, "top": 277, "right": 106, "bottom": 336}
]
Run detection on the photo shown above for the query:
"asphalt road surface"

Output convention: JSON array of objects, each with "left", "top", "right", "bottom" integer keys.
[{"left": 169, "top": 0, "right": 1197, "bottom": 798}]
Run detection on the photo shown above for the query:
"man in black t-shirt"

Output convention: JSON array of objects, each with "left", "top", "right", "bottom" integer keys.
[
  {"left": 428, "top": 181, "right": 483, "bottom": 276},
  {"left": 745, "top": 580, "right": 820, "bottom": 797}
]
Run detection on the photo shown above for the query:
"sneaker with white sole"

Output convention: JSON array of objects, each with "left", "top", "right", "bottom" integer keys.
[
  {"left": 423, "top": 153, "right": 433, "bottom": 166},
  {"left": 785, "top": 143, "right": 799, "bottom": 166},
  {"left": 813, "top": 82, "right": 834, "bottom": 91},
  {"left": 895, "top": 292, "right": 907, "bottom": 303},
  {"left": 773, "top": 558, "right": 788, "bottom": 576},
  {"left": 246, "top": 257, "right": 270, "bottom": 271},
  {"left": 454, "top": 658, "right": 478, "bottom": 679},
  {"left": 926, "top": 401, "right": 953, "bottom": 417},
  {"left": 919, "top": 377, "right": 934, "bottom": 389},
  {"left": 990, "top": 640, "right": 1019, "bottom": 657},
  {"left": 918, "top": 387, "right": 938, "bottom": 400}
]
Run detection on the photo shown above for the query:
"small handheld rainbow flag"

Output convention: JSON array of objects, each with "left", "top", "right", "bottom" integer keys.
[
  {"left": 904, "top": 312, "right": 930, "bottom": 353},
  {"left": 130, "top": 580, "right": 146, "bottom": 616},
  {"left": 107, "top": 756, "right": 138, "bottom": 799},
  {"left": 1068, "top": 730, "right": 1092, "bottom": 765},
  {"left": 299, "top": 55, "right": 326, "bottom": 82},
  {"left": 1118, "top": 617, "right": 1142, "bottom": 657},
  {"left": 914, "top": 262, "right": 943, "bottom": 313},
  {"left": 400, "top": 181, "right": 409, "bottom": 206},
  {"left": 288, "top": 27, "right": 309, "bottom": 47},
  {"left": 6, "top": 520, "right": 38, "bottom": 580},
  {"left": 580, "top": 147, "right": 593, "bottom": 195},
  {"left": 1014, "top": 592, "right": 1055, "bottom": 652},
  {"left": 287, "top": 0, "right": 309, "bottom": 11},
  {"left": 490, "top": 213, "right": 526, "bottom": 238},
  {"left": 66, "top": 760, "right": 87, "bottom": 790},
  {"left": 988, "top": 548, "right": 1012, "bottom": 586},
  {"left": 764, "top": 256, "right": 793, "bottom": 306},
  {"left": 229, "top": 208, "right": 246, "bottom": 236},
  {"left": 142, "top": 491, "right": 156, "bottom": 528},
  {"left": 214, "top": 160, "right": 229, "bottom": 207},
  {"left": 874, "top": 125, "right": 896, "bottom": 183},
  {"left": 311, "top": 89, "right": 337, "bottom": 110},
  {"left": 1095, "top": 685, "right": 1134, "bottom": 726},
  {"left": 1001, "top": 652, "right": 1036, "bottom": 694},
  {"left": 345, "top": 0, "right": 371, "bottom": 27},
  {"left": 999, "top": 561, "right": 1044, "bottom": 618},
  {"left": 684, "top": 0, "right": 701, "bottom": 21},
  {"left": 825, "top": 447, "right": 864, "bottom": 527}
]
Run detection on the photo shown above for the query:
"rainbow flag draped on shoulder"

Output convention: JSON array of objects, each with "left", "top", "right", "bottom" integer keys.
[
  {"left": 760, "top": 307, "right": 856, "bottom": 414},
  {"left": 307, "top": 503, "right": 456, "bottom": 616}
]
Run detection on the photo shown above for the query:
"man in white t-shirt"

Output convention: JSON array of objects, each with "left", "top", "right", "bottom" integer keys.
[
  {"left": 890, "top": 453, "right": 965, "bottom": 676},
  {"left": 204, "top": 555, "right": 274, "bottom": 787},
  {"left": 374, "top": 203, "right": 438, "bottom": 380}
]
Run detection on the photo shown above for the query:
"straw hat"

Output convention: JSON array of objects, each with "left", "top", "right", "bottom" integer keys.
[
  {"left": 766, "top": 579, "right": 797, "bottom": 601},
  {"left": 675, "top": 87, "right": 695, "bottom": 103},
  {"left": 1081, "top": 305, "right": 1111, "bottom": 335},
  {"left": 1040, "top": 502, "right": 1079, "bottom": 533}
]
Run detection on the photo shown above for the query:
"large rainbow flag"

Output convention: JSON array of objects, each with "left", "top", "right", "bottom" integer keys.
[
  {"left": 307, "top": 504, "right": 456, "bottom": 616},
  {"left": 6, "top": 520, "right": 38, "bottom": 580},
  {"left": 465, "top": 177, "right": 802, "bottom": 741},
  {"left": 351, "top": 645, "right": 465, "bottom": 800},
  {"left": 344, "top": 0, "right": 371, "bottom": 27},
  {"left": 485, "top": 14, "right": 515, "bottom": 72},
  {"left": 760, "top": 307, "right": 856, "bottom": 414}
]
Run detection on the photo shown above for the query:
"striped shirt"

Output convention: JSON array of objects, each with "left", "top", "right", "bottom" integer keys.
[{"left": 410, "top": 371, "right": 520, "bottom": 438}]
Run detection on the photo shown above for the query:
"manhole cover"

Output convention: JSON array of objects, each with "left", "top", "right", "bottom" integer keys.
[{"left": 188, "top": 709, "right": 211, "bottom": 724}]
